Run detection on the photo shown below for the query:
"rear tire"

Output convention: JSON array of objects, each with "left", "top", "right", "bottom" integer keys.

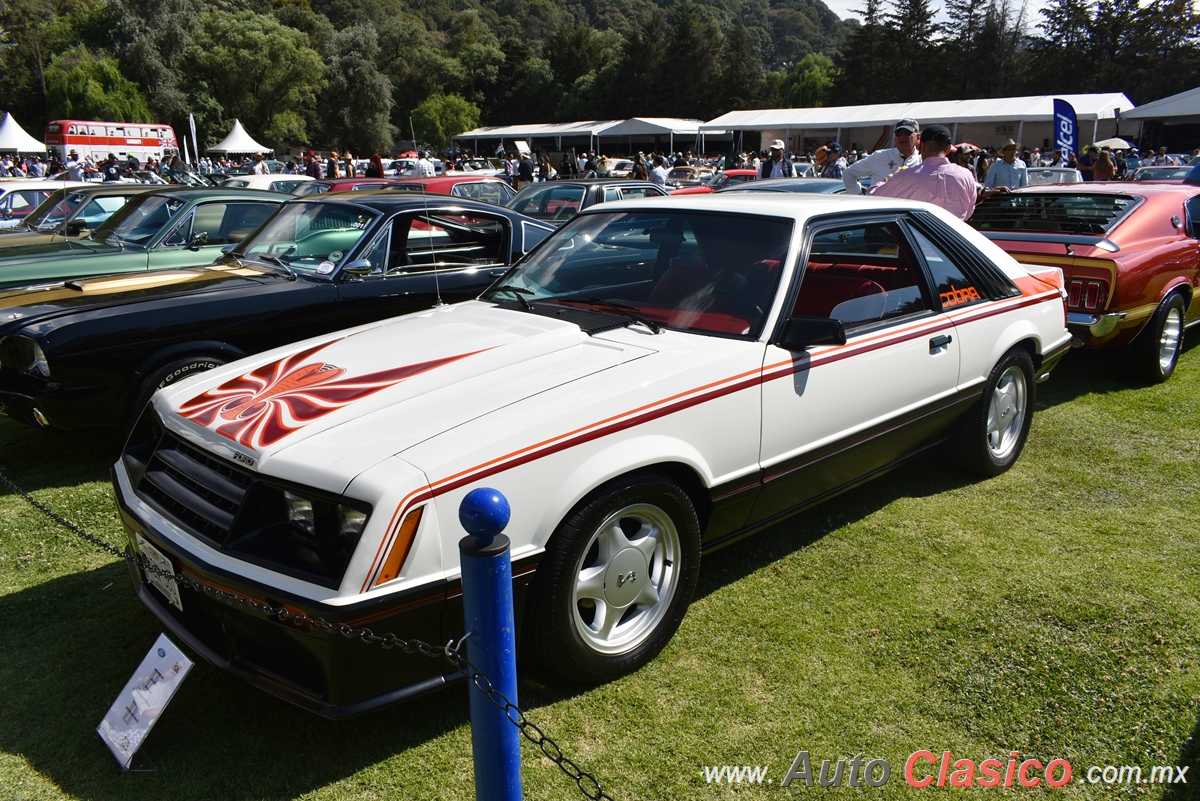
[
  {"left": 526, "top": 471, "right": 701, "bottom": 683},
  {"left": 1125, "top": 293, "right": 1185, "bottom": 384},
  {"left": 948, "top": 347, "right": 1034, "bottom": 476},
  {"left": 126, "top": 356, "right": 225, "bottom": 429}
]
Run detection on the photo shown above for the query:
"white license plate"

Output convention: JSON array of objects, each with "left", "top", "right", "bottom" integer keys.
[{"left": 137, "top": 535, "right": 183, "bottom": 612}]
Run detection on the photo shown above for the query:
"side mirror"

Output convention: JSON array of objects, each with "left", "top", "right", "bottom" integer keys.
[
  {"left": 188, "top": 231, "right": 209, "bottom": 250},
  {"left": 0, "top": 208, "right": 11, "bottom": 220},
  {"left": 774, "top": 317, "right": 847, "bottom": 350},
  {"left": 65, "top": 219, "right": 87, "bottom": 236},
  {"left": 339, "top": 258, "right": 374, "bottom": 278}
]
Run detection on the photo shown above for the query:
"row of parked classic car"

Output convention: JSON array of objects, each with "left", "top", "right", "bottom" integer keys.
[{"left": 1, "top": 166, "right": 1197, "bottom": 718}]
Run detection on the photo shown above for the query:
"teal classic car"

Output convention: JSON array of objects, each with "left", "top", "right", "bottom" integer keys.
[{"left": 0, "top": 187, "right": 286, "bottom": 290}]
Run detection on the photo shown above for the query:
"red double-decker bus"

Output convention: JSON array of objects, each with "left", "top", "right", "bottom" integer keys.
[{"left": 44, "top": 119, "right": 179, "bottom": 162}]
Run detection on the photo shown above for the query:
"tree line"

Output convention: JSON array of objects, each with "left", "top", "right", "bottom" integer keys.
[{"left": 0, "top": 0, "right": 1196, "bottom": 156}]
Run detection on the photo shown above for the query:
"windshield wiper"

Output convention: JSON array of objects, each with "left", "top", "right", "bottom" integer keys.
[
  {"left": 254, "top": 253, "right": 297, "bottom": 279},
  {"left": 491, "top": 286, "right": 534, "bottom": 310},
  {"left": 571, "top": 297, "right": 663, "bottom": 334}
]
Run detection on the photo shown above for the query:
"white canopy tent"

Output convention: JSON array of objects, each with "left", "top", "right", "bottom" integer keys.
[
  {"left": 596, "top": 118, "right": 719, "bottom": 153},
  {"left": 206, "top": 119, "right": 272, "bottom": 154},
  {"left": 1122, "top": 87, "right": 1200, "bottom": 124},
  {"left": 453, "top": 120, "right": 623, "bottom": 155},
  {"left": 0, "top": 113, "right": 47, "bottom": 152},
  {"left": 700, "top": 93, "right": 1134, "bottom": 155}
]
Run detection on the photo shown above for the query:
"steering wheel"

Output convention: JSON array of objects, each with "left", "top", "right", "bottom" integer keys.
[{"left": 710, "top": 287, "right": 763, "bottom": 319}]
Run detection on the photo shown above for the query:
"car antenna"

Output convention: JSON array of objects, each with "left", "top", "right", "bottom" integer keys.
[{"left": 410, "top": 116, "right": 445, "bottom": 308}]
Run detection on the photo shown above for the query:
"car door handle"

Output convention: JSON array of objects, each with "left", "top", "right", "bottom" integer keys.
[{"left": 929, "top": 334, "right": 953, "bottom": 352}]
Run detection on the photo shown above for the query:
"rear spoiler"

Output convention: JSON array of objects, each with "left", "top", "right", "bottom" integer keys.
[{"left": 979, "top": 230, "right": 1120, "bottom": 253}]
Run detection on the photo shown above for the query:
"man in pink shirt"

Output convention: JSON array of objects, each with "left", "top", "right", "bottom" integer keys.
[{"left": 868, "top": 125, "right": 979, "bottom": 220}]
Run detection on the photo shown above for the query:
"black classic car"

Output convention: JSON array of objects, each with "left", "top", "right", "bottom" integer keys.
[{"left": 0, "top": 193, "right": 556, "bottom": 430}]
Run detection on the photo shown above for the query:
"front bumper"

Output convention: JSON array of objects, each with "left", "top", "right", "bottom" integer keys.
[
  {"left": 0, "top": 373, "right": 116, "bottom": 430},
  {"left": 112, "top": 463, "right": 462, "bottom": 718}
]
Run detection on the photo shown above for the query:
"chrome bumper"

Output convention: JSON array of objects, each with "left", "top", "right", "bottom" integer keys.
[{"left": 1068, "top": 311, "right": 1125, "bottom": 339}]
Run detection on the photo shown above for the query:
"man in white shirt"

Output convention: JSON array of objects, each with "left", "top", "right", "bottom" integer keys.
[
  {"left": 417, "top": 150, "right": 435, "bottom": 177},
  {"left": 841, "top": 118, "right": 923, "bottom": 194},
  {"left": 649, "top": 156, "right": 669, "bottom": 187},
  {"left": 64, "top": 150, "right": 86, "bottom": 181}
]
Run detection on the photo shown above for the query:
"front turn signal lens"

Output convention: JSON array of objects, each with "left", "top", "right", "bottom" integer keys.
[{"left": 375, "top": 506, "right": 424, "bottom": 586}]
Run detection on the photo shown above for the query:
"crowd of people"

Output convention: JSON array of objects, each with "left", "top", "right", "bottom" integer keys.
[
  {"left": 3, "top": 128, "right": 1194, "bottom": 223},
  {"left": 480, "top": 120, "right": 1196, "bottom": 221}
]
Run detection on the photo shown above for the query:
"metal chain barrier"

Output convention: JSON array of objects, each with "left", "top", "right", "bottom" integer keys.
[{"left": 1, "top": 464, "right": 613, "bottom": 801}]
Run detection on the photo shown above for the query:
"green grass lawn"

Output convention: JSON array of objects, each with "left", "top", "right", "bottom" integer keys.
[{"left": 2, "top": 339, "right": 1199, "bottom": 800}]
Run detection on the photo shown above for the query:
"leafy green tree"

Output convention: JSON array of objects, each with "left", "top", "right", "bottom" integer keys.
[
  {"left": 782, "top": 52, "right": 837, "bottom": 107},
  {"left": 1029, "top": 0, "right": 1094, "bottom": 92},
  {"left": 710, "top": 19, "right": 765, "bottom": 112},
  {"left": 44, "top": 43, "right": 152, "bottom": 121},
  {"left": 593, "top": 11, "right": 670, "bottom": 118},
  {"left": 318, "top": 24, "right": 395, "bottom": 154},
  {"left": 834, "top": 0, "right": 891, "bottom": 103},
  {"left": 883, "top": 0, "right": 940, "bottom": 98},
  {"left": 661, "top": 0, "right": 720, "bottom": 118},
  {"left": 411, "top": 92, "right": 480, "bottom": 151},
  {"left": 183, "top": 10, "right": 326, "bottom": 149},
  {"left": 378, "top": 14, "right": 464, "bottom": 121},
  {"left": 103, "top": 0, "right": 204, "bottom": 124},
  {"left": 445, "top": 10, "right": 505, "bottom": 106}
]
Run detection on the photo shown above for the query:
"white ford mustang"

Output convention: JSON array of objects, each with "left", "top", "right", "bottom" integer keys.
[{"left": 113, "top": 194, "right": 1071, "bottom": 716}]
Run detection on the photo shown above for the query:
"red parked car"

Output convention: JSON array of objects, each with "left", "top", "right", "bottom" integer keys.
[
  {"left": 669, "top": 168, "right": 760, "bottom": 195},
  {"left": 386, "top": 175, "right": 516, "bottom": 205},
  {"left": 970, "top": 183, "right": 1200, "bottom": 383},
  {"left": 292, "top": 177, "right": 407, "bottom": 196}
]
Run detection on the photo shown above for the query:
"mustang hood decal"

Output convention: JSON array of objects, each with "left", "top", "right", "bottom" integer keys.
[
  {"left": 179, "top": 343, "right": 487, "bottom": 450},
  {"left": 158, "top": 302, "right": 656, "bottom": 484}
]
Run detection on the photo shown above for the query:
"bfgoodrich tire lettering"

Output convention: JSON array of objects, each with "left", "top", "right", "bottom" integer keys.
[
  {"left": 948, "top": 347, "right": 1034, "bottom": 476},
  {"left": 127, "top": 356, "right": 225, "bottom": 428},
  {"left": 527, "top": 471, "right": 701, "bottom": 683},
  {"left": 1125, "top": 293, "right": 1185, "bottom": 384}
]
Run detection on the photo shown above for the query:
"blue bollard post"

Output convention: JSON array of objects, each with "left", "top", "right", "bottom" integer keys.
[{"left": 458, "top": 487, "right": 523, "bottom": 801}]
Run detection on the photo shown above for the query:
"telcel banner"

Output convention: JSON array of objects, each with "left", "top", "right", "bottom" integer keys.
[{"left": 1053, "top": 98, "right": 1078, "bottom": 158}]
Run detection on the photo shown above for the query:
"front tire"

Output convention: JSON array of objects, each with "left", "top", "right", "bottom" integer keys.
[
  {"left": 527, "top": 471, "right": 701, "bottom": 683},
  {"left": 126, "top": 356, "right": 225, "bottom": 429},
  {"left": 1125, "top": 293, "right": 1185, "bottom": 384},
  {"left": 948, "top": 347, "right": 1035, "bottom": 476}
]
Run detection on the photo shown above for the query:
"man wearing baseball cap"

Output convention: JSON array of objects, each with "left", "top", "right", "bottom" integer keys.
[
  {"left": 760, "top": 139, "right": 795, "bottom": 179},
  {"left": 841, "top": 118, "right": 923, "bottom": 194},
  {"left": 868, "top": 125, "right": 979, "bottom": 220}
]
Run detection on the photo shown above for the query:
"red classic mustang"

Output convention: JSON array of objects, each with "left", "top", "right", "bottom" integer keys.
[{"left": 970, "top": 183, "right": 1200, "bottom": 382}]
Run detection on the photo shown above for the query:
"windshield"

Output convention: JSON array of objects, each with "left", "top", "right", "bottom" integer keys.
[
  {"left": 24, "top": 188, "right": 85, "bottom": 230},
  {"left": 1026, "top": 169, "right": 1080, "bottom": 186},
  {"left": 482, "top": 210, "right": 792, "bottom": 339},
  {"left": 234, "top": 201, "right": 380, "bottom": 274},
  {"left": 96, "top": 194, "right": 188, "bottom": 246},
  {"left": 507, "top": 184, "right": 587, "bottom": 221}
]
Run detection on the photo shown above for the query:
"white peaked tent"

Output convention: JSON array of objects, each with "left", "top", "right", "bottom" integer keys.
[
  {"left": 1122, "top": 87, "right": 1200, "bottom": 125},
  {"left": 0, "top": 113, "right": 47, "bottom": 152},
  {"left": 207, "top": 119, "right": 272, "bottom": 154}
]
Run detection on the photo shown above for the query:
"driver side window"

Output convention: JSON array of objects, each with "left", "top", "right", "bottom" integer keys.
[
  {"left": 794, "top": 220, "right": 929, "bottom": 328},
  {"left": 162, "top": 211, "right": 194, "bottom": 247}
]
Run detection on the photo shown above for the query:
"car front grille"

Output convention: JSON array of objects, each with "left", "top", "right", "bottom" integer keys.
[
  {"left": 121, "top": 409, "right": 366, "bottom": 589},
  {"left": 137, "top": 433, "right": 254, "bottom": 546}
]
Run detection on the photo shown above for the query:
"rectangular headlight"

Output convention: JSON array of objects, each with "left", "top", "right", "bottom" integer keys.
[{"left": 227, "top": 484, "right": 372, "bottom": 588}]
